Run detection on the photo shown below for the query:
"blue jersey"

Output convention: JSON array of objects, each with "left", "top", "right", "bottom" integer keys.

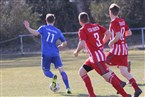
[{"left": 37, "top": 24, "right": 66, "bottom": 57}]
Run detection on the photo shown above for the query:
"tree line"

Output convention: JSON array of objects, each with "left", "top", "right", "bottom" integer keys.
[{"left": 0, "top": 0, "right": 145, "bottom": 41}]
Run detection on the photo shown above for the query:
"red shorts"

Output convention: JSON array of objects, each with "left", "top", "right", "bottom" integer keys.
[
  {"left": 84, "top": 58, "right": 109, "bottom": 75},
  {"left": 106, "top": 52, "right": 128, "bottom": 67}
]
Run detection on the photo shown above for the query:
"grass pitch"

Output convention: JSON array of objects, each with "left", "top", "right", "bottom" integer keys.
[{"left": 1, "top": 50, "right": 145, "bottom": 97}]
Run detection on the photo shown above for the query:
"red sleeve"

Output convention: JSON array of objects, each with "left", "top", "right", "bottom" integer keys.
[
  {"left": 125, "top": 22, "right": 129, "bottom": 31},
  {"left": 78, "top": 29, "right": 87, "bottom": 41},
  {"left": 99, "top": 25, "right": 107, "bottom": 34},
  {"left": 111, "top": 21, "right": 121, "bottom": 33}
]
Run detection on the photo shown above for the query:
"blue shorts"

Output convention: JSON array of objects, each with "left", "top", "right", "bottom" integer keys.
[{"left": 42, "top": 55, "right": 63, "bottom": 70}]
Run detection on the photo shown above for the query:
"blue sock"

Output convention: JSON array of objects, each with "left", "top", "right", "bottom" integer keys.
[
  {"left": 61, "top": 71, "right": 70, "bottom": 89},
  {"left": 43, "top": 70, "right": 54, "bottom": 78}
]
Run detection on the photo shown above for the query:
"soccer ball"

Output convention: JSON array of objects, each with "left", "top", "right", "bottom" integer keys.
[{"left": 49, "top": 82, "right": 60, "bottom": 92}]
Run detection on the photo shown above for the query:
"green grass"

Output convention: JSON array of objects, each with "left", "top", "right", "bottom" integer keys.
[{"left": 1, "top": 50, "right": 145, "bottom": 97}]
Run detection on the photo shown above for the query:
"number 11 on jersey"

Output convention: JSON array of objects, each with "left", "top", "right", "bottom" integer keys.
[{"left": 46, "top": 32, "right": 54, "bottom": 43}]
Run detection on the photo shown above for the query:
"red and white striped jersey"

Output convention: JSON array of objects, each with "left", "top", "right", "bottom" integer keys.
[
  {"left": 110, "top": 43, "right": 128, "bottom": 55},
  {"left": 78, "top": 23, "right": 107, "bottom": 63},
  {"left": 109, "top": 17, "right": 129, "bottom": 55},
  {"left": 86, "top": 47, "right": 106, "bottom": 63}
]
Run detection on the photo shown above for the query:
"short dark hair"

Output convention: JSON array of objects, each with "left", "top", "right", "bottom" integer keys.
[
  {"left": 109, "top": 3, "right": 120, "bottom": 16},
  {"left": 78, "top": 12, "right": 89, "bottom": 23},
  {"left": 46, "top": 13, "right": 55, "bottom": 23}
]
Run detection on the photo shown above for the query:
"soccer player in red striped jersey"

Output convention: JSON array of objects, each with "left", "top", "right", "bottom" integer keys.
[
  {"left": 106, "top": 3, "right": 142, "bottom": 97},
  {"left": 74, "top": 12, "right": 131, "bottom": 97}
]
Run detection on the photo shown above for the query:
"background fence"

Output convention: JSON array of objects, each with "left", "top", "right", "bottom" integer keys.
[{"left": 0, "top": 27, "right": 145, "bottom": 54}]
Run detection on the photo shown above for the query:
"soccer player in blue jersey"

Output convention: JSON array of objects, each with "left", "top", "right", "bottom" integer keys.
[{"left": 23, "top": 13, "right": 71, "bottom": 94}]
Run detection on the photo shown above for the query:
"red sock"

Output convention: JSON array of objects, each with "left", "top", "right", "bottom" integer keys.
[
  {"left": 82, "top": 74, "right": 96, "bottom": 97},
  {"left": 109, "top": 75, "right": 128, "bottom": 97},
  {"left": 129, "top": 78, "right": 139, "bottom": 91},
  {"left": 112, "top": 72, "right": 122, "bottom": 84}
]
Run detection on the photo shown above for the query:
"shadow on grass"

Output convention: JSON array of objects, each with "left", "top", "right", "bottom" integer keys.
[
  {"left": 1, "top": 53, "right": 40, "bottom": 60},
  {"left": 1, "top": 53, "right": 41, "bottom": 69},
  {"left": 56, "top": 92, "right": 118, "bottom": 97},
  {"left": 1, "top": 64, "right": 40, "bottom": 69},
  {"left": 128, "top": 83, "right": 145, "bottom": 87},
  {"left": 138, "top": 84, "right": 145, "bottom": 87}
]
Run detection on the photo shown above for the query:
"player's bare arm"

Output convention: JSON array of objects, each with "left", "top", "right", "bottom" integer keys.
[
  {"left": 23, "top": 20, "right": 39, "bottom": 36},
  {"left": 125, "top": 29, "right": 132, "bottom": 37},
  {"left": 74, "top": 40, "right": 85, "bottom": 57},
  {"left": 103, "top": 30, "right": 111, "bottom": 44},
  {"left": 108, "top": 32, "right": 120, "bottom": 48}
]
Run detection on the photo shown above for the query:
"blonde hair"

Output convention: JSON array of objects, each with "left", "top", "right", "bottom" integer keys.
[
  {"left": 109, "top": 3, "right": 120, "bottom": 16},
  {"left": 46, "top": 13, "right": 56, "bottom": 23},
  {"left": 78, "top": 12, "right": 89, "bottom": 23}
]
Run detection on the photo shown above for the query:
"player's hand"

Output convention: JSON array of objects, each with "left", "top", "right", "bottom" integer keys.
[
  {"left": 23, "top": 20, "right": 30, "bottom": 29},
  {"left": 73, "top": 50, "right": 78, "bottom": 57},
  {"left": 58, "top": 44, "right": 63, "bottom": 50}
]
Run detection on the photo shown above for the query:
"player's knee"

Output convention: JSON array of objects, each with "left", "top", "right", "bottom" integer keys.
[
  {"left": 79, "top": 66, "right": 87, "bottom": 77},
  {"left": 43, "top": 70, "right": 47, "bottom": 76},
  {"left": 57, "top": 66, "right": 64, "bottom": 73},
  {"left": 102, "top": 71, "right": 112, "bottom": 82},
  {"left": 43, "top": 70, "right": 53, "bottom": 78},
  {"left": 120, "top": 70, "right": 126, "bottom": 77},
  {"left": 120, "top": 68, "right": 133, "bottom": 79},
  {"left": 120, "top": 70, "right": 133, "bottom": 80},
  {"left": 119, "top": 66, "right": 129, "bottom": 77}
]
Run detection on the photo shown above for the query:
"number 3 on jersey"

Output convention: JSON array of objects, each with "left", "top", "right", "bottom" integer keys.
[
  {"left": 94, "top": 33, "right": 102, "bottom": 47},
  {"left": 46, "top": 32, "right": 54, "bottom": 43}
]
